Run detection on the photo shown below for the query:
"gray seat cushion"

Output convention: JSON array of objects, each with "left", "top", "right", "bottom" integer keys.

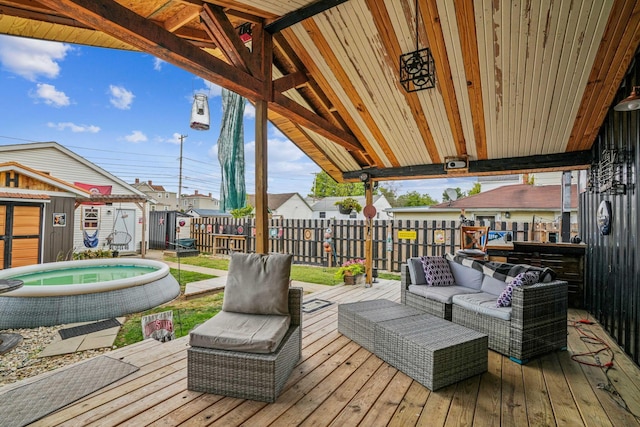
[
  {"left": 408, "top": 284, "right": 481, "bottom": 304},
  {"left": 223, "top": 252, "right": 292, "bottom": 316},
  {"left": 452, "top": 292, "right": 512, "bottom": 321},
  {"left": 189, "top": 311, "right": 291, "bottom": 354}
]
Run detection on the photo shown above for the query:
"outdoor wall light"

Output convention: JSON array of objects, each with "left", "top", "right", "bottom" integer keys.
[
  {"left": 359, "top": 172, "right": 369, "bottom": 182},
  {"left": 504, "top": 211, "right": 510, "bottom": 218},
  {"left": 614, "top": 86, "right": 640, "bottom": 111}
]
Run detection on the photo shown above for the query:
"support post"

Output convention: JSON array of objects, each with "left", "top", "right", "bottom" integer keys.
[
  {"left": 365, "top": 183, "right": 373, "bottom": 286},
  {"left": 253, "top": 21, "right": 271, "bottom": 254}
]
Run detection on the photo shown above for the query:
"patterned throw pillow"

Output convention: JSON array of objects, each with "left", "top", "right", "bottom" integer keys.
[
  {"left": 420, "top": 256, "right": 455, "bottom": 287},
  {"left": 496, "top": 271, "right": 540, "bottom": 307}
]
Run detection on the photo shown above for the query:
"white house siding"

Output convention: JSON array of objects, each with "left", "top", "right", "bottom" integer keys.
[
  {"left": 274, "top": 197, "right": 313, "bottom": 219},
  {"left": 1, "top": 143, "right": 148, "bottom": 254}
]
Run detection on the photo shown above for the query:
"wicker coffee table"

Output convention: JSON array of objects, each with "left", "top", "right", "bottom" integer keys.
[{"left": 338, "top": 299, "right": 488, "bottom": 390}]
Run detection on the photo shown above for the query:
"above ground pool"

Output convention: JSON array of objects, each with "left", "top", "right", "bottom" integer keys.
[{"left": 0, "top": 258, "right": 181, "bottom": 329}]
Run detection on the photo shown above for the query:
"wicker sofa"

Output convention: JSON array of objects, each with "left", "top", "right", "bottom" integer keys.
[{"left": 400, "top": 254, "right": 568, "bottom": 363}]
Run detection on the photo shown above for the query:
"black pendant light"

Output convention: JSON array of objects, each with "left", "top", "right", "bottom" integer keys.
[{"left": 399, "top": 0, "right": 435, "bottom": 93}]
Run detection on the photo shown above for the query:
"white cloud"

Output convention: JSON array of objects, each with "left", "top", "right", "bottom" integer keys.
[
  {"left": 153, "top": 57, "right": 165, "bottom": 71},
  {"left": 32, "top": 83, "right": 70, "bottom": 107},
  {"left": 244, "top": 103, "right": 255, "bottom": 119},
  {"left": 124, "top": 130, "right": 147, "bottom": 143},
  {"left": 47, "top": 122, "right": 100, "bottom": 133},
  {"left": 0, "top": 35, "right": 71, "bottom": 81},
  {"left": 109, "top": 85, "right": 134, "bottom": 109},
  {"left": 202, "top": 79, "right": 222, "bottom": 97}
]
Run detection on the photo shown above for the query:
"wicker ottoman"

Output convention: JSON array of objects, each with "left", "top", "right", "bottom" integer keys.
[
  {"left": 338, "top": 299, "right": 488, "bottom": 391},
  {"left": 338, "top": 299, "right": 424, "bottom": 352}
]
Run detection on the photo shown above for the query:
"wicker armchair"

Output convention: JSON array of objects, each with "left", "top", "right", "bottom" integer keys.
[{"left": 187, "top": 253, "right": 301, "bottom": 402}]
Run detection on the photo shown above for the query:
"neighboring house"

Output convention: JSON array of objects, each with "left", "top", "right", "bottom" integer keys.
[
  {"left": 0, "top": 142, "right": 150, "bottom": 268},
  {"left": 309, "top": 195, "right": 392, "bottom": 220},
  {"left": 387, "top": 184, "right": 578, "bottom": 225},
  {"left": 180, "top": 190, "right": 220, "bottom": 211},
  {"left": 477, "top": 171, "right": 576, "bottom": 191},
  {"left": 131, "top": 178, "right": 177, "bottom": 210},
  {"left": 185, "top": 208, "right": 232, "bottom": 218},
  {"left": 247, "top": 193, "right": 313, "bottom": 219}
]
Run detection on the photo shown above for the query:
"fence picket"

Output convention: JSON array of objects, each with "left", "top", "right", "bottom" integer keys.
[{"left": 189, "top": 217, "right": 558, "bottom": 272}]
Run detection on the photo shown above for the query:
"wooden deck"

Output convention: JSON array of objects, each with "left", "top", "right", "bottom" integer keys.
[{"left": 8, "top": 279, "right": 640, "bottom": 426}]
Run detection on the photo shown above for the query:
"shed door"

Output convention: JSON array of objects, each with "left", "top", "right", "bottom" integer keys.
[{"left": 0, "top": 203, "right": 42, "bottom": 269}]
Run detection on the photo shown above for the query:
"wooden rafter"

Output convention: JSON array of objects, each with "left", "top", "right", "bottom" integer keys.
[
  {"left": 270, "top": 93, "right": 363, "bottom": 152},
  {"left": 199, "top": 3, "right": 255, "bottom": 74},
  {"left": 36, "top": 0, "right": 263, "bottom": 100},
  {"left": 301, "top": 18, "right": 398, "bottom": 167},
  {"left": 366, "top": 0, "right": 441, "bottom": 164},
  {"left": 265, "top": 0, "right": 350, "bottom": 33},
  {"left": 422, "top": 0, "right": 467, "bottom": 157},
  {"left": 567, "top": 0, "right": 640, "bottom": 151},
  {"left": 283, "top": 27, "right": 381, "bottom": 165},
  {"left": 164, "top": 3, "right": 200, "bottom": 32},
  {"left": 454, "top": 0, "right": 487, "bottom": 160}
]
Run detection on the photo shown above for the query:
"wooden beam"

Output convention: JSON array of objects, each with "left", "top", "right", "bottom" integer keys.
[
  {"left": 270, "top": 92, "right": 363, "bottom": 152},
  {"left": 253, "top": 26, "right": 272, "bottom": 254},
  {"left": 199, "top": 3, "right": 255, "bottom": 74},
  {"left": 36, "top": 0, "right": 263, "bottom": 101},
  {"left": 265, "top": 0, "right": 350, "bottom": 33},
  {"left": 454, "top": 0, "right": 487, "bottom": 159},
  {"left": 301, "top": 18, "right": 398, "bottom": 166},
  {"left": 343, "top": 151, "right": 593, "bottom": 180},
  {"left": 366, "top": 0, "right": 442, "bottom": 164},
  {"left": 164, "top": 4, "right": 200, "bottom": 32},
  {"left": 422, "top": 0, "right": 467, "bottom": 156},
  {"left": 273, "top": 71, "right": 308, "bottom": 93},
  {"left": 567, "top": 0, "right": 640, "bottom": 151}
]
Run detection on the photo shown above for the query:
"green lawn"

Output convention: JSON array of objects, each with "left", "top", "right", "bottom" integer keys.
[
  {"left": 165, "top": 254, "right": 400, "bottom": 285},
  {"left": 114, "top": 257, "right": 400, "bottom": 347},
  {"left": 113, "top": 269, "right": 221, "bottom": 347}
]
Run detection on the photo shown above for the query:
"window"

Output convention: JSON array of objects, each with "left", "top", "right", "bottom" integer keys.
[
  {"left": 158, "top": 193, "right": 162, "bottom": 198},
  {"left": 319, "top": 212, "right": 326, "bottom": 218},
  {"left": 151, "top": 205, "right": 156, "bottom": 211},
  {"left": 82, "top": 207, "right": 100, "bottom": 230}
]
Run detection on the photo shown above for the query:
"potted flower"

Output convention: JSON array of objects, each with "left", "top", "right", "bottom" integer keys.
[
  {"left": 335, "top": 197, "right": 362, "bottom": 215},
  {"left": 334, "top": 258, "right": 366, "bottom": 285}
]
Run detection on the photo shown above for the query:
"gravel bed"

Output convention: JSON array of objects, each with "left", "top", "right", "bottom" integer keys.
[{"left": 0, "top": 325, "right": 112, "bottom": 387}]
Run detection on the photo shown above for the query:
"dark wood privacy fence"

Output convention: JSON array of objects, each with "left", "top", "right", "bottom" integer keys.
[{"left": 190, "top": 217, "right": 536, "bottom": 273}]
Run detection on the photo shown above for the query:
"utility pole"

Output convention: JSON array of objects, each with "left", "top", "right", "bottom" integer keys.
[{"left": 178, "top": 134, "right": 187, "bottom": 210}]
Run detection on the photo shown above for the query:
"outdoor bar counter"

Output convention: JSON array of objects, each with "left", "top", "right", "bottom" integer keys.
[{"left": 488, "top": 241, "right": 586, "bottom": 308}]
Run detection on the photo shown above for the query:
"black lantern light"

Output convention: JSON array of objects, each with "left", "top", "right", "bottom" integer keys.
[{"left": 400, "top": 0, "right": 436, "bottom": 93}]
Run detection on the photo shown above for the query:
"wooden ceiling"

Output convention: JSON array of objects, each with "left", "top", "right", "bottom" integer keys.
[{"left": 1, "top": 0, "right": 639, "bottom": 183}]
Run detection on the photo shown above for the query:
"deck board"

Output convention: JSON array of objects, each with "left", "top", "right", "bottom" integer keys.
[{"left": 8, "top": 278, "right": 640, "bottom": 426}]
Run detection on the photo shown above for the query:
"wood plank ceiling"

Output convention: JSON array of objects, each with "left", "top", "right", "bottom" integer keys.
[{"left": 1, "top": 0, "right": 639, "bottom": 183}]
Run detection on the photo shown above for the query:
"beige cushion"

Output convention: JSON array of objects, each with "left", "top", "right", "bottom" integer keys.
[
  {"left": 189, "top": 311, "right": 291, "bottom": 353},
  {"left": 222, "top": 252, "right": 292, "bottom": 315}
]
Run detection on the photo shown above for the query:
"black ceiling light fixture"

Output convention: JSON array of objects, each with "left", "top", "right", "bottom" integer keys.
[
  {"left": 614, "top": 86, "right": 640, "bottom": 111},
  {"left": 400, "top": 0, "right": 436, "bottom": 93}
]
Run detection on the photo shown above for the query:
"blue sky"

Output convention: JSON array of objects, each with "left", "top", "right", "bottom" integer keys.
[{"left": 0, "top": 34, "right": 475, "bottom": 201}]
